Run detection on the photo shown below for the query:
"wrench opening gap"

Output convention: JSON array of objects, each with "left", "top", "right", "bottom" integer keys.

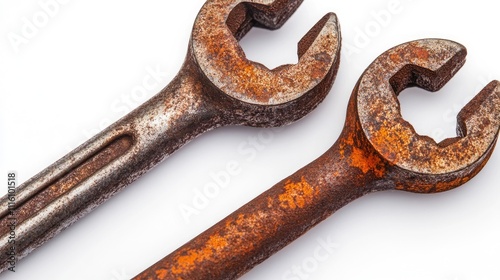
[
  {"left": 389, "top": 51, "right": 467, "bottom": 145},
  {"left": 230, "top": 2, "right": 308, "bottom": 70},
  {"left": 397, "top": 86, "right": 462, "bottom": 146}
]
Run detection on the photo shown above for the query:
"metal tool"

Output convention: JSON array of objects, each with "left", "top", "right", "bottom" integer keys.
[
  {"left": 134, "top": 39, "right": 500, "bottom": 280},
  {"left": 0, "top": 0, "right": 341, "bottom": 271}
]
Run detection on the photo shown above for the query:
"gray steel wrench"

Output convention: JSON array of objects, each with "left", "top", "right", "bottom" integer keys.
[{"left": 0, "top": 0, "right": 341, "bottom": 272}]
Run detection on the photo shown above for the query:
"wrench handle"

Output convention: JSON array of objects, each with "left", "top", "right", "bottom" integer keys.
[
  {"left": 134, "top": 139, "right": 391, "bottom": 280},
  {"left": 0, "top": 63, "right": 222, "bottom": 272}
]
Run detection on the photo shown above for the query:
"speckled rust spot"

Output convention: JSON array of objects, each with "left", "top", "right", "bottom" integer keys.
[
  {"left": 370, "top": 125, "right": 411, "bottom": 163},
  {"left": 412, "top": 45, "right": 430, "bottom": 61},
  {"left": 267, "top": 196, "right": 274, "bottom": 208},
  {"left": 156, "top": 269, "right": 168, "bottom": 279},
  {"left": 278, "top": 176, "right": 316, "bottom": 209},
  {"left": 207, "top": 233, "right": 229, "bottom": 248},
  {"left": 390, "top": 53, "right": 402, "bottom": 64}
]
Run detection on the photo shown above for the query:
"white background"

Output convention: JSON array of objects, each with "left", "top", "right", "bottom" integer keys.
[{"left": 1, "top": 0, "right": 499, "bottom": 279}]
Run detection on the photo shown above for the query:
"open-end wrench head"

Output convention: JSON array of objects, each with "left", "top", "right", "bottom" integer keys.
[
  {"left": 355, "top": 39, "right": 499, "bottom": 193},
  {"left": 190, "top": 0, "right": 341, "bottom": 126}
]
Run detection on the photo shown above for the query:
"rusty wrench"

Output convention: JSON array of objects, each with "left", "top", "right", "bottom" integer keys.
[
  {"left": 134, "top": 39, "right": 500, "bottom": 280},
  {"left": 0, "top": 0, "right": 341, "bottom": 271}
]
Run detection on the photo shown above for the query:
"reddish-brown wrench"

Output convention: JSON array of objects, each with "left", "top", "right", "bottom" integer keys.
[
  {"left": 134, "top": 39, "right": 500, "bottom": 280},
  {"left": 0, "top": 0, "right": 341, "bottom": 272}
]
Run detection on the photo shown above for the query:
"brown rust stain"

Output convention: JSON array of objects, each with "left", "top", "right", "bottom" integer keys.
[
  {"left": 396, "top": 175, "right": 471, "bottom": 193},
  {"left": 411, "top": 45, "right": 430, "bottom": 61},
  {"left": 390, "top": 53, "right": 402, "bottom": 64},
  {"left": 390, "top": 43, "right": 429, "bottom": 65},
  {"left": 278, "top": 176, "right": 316, "bottom": 209}
]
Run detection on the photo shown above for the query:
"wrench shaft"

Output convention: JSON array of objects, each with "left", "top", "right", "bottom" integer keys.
[
  {"left": 134, "top": 136, "right": 391, "bottom": 280},
  {"left": 0, "top": 64, "right": 222, "bottom": 270}
]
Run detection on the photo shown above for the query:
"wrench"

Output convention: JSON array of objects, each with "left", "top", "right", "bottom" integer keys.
[
  {"left": 134, "top": 39, "right": 499, "bottom": 280},
  {"left": 0, "top": 0, "right": 341, "bottom": 271}
]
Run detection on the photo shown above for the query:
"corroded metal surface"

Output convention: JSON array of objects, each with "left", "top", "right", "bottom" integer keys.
[
  {"left": 133, "top": 39, "right": 499, "bottom": 279},
  {"left": 193, "top": 0, "right": 338, "bottom": 105},
  {"left": 357, "top": 39, "right": 500, "bottom": 193},
  {"left": 0, "top": 0, "right": 341, "bottom": 272}
]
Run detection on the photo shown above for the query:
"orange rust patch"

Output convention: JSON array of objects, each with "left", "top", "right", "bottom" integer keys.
[
  {"left": 235, "top": 214, "right": 245, "bottom": 225},
  {"left": 339, "top": 134, "right": 355, "bottom": 158},
  {"left": 172, "top": 234, "right": 228, "bottom": 275},
  {"left": 278, "top": 176, "right": 316, "bottom": 209},
  {"left": 349, "top": 147, "right": 386, "bottom": 177},
  {"left": 412, "top": 46, "right": 429, "bottom": 61},
  {"left": 338, "top": 134, "right": 385, "bottom": 177},
  {"left": 267, "top": 196, "right": 274, "bottom": 208},
  {"left": 345, "top": 134, "right": 355, "bottom": 146},
  {"left": 370, "top": 125, "right": 411, "bottom": 163},
  {"left": 207, "top": 233, "right": 228, "bottom": 249},
  {"left": 390, "top": 53, "right": 401, "bottom": 63},
  {"left": 172, "top": 249, "right": 205, "bottom": 275},
  {"left": 155, "top": 269, "right": 168, "bottom": 279}
]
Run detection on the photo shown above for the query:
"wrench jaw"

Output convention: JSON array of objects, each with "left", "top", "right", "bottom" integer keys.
[
  {"left": 229, "top": 12, "right": 341, "bottom": 127},
  {"left": 191, "top": 1, "right": 341, "bottom": 127},
  {"left": 393, "top": 84, "right": 500, "bottom": 194},
  {"left": 355, "top": 39, "right": 500, "bottom": 194},
  {"left": 456, "top": 81, "right": 500, "bottom": 142},
  {"left": 226, "top": 0, "right": 304, "bottom": 40}
]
